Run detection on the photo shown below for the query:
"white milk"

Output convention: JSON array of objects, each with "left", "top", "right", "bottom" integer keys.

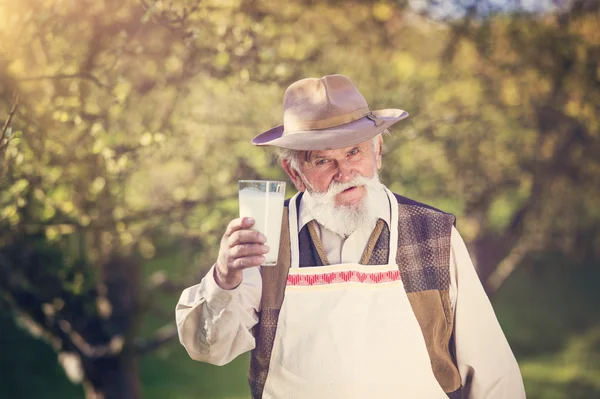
[{"left": 239, "top": 188, "right": 285, "bottom": 265}]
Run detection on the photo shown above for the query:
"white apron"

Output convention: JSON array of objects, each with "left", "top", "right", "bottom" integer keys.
[{"left": 261, "top": 188, "right": 448, "bottom": 399}]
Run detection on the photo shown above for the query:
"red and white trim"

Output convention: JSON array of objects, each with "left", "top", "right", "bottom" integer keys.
[{"left": 287, "top": 269, "right": 400, "bottom": 286}]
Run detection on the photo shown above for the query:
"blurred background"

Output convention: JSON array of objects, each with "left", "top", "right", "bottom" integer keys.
[{"left": 1, "top": 0, "right": 599, "bottom": 398}]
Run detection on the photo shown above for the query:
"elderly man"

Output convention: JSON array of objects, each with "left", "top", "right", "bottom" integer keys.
[{"left": 176, "top": 75, "right": 525, "bottom": 398}]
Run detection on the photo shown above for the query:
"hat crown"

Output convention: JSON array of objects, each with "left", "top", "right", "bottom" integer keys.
[
  {"left": 251, "top": 73, "right": 408, "bottom": 151},
  {"left": 282, "top": 75, "right": 369, "bottom": 134}
]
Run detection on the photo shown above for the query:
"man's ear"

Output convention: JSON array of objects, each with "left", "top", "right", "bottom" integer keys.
[
  {"left": 375, "top": 135, "right": 383, "bottom": 170},
  {"left": 281, "top": 159, "right": 306, "bottom": 191}
]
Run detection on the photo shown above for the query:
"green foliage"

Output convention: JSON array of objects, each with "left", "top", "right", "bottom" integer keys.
[{"left": 0, "top": 0, "right": 599, "bottom": 396}]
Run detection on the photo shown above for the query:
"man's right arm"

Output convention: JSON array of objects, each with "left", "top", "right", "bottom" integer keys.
[
  {"left": 175, "top": 265, "right": 262, "bottom": 366},
  {"left": 175, "top": 217, "right": 269, "bottom": 366}
]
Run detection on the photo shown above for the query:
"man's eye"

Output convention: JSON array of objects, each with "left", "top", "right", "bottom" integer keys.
[
  {"left": 315, "top": 159, "right": 328, "bottom": 166},
  {"left": 349, "top": 148, "right": 359, "bottom": 156}
]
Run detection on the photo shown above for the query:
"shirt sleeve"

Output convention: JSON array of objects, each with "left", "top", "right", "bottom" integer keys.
[
  {"left": 450, "top": 227, "right": 526, "bottom": 398},
  {"left": 175, "top": 265, "right": 262, "bottom": 366}
]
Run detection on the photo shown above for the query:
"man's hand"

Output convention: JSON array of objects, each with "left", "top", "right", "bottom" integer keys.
[{"left": 214, "top": 217, "right": 269, "bottom": 290}]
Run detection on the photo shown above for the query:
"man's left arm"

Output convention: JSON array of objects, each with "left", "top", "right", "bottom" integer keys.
[{"left": 450, "top": 227, "right": 526, "bottom": 398}]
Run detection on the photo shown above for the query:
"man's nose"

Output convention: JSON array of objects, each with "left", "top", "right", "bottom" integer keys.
[{"left": 334, "top": 160, "right": 354, "bottom": 182}]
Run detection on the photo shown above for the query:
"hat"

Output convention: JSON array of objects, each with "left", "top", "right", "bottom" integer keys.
[{"left": 251, "top": 74, "right": 409, "bottom": 151}]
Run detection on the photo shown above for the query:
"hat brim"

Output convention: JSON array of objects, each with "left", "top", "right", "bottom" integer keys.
[{"left": 251, "top": 109, "right": 409, "bottom": 151}]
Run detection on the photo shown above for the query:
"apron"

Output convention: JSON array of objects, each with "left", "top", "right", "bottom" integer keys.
[{"left": 261, "top": 188, "right": 448, "bottom": 399}]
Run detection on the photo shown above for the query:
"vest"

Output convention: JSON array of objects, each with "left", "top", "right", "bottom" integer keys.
[{"left": 248, "top": 193, "right": 463, "bottom": 398}]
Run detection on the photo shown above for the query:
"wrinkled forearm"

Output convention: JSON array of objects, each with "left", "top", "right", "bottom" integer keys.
[{"left": 175, "top": 265, "right": 262, "bottom": 366}]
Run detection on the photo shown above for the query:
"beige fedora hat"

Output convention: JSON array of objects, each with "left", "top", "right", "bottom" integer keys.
[{"left": 252, "top": 74, "right": 408, "bottom": 151}]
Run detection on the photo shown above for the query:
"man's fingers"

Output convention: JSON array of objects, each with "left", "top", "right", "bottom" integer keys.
[
  {"left": 231, "top": 255, "right": 266, "bottom": 269},
  {"left": 224, "top": 217, "right": 255, "bottom": 237},
  {"left": 218, "top": 218, "right": 268, "bottom": 273},
  {"left": 228, "top": 230, "right": 267, "bottom": 247},
  {"left": 231, "top": 243, "right": 270, "bottom": 258}
]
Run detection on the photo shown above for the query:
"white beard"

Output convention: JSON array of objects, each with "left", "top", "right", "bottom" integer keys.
[{"left": 302, "top": 172, "right": 383, "bottom": 238}]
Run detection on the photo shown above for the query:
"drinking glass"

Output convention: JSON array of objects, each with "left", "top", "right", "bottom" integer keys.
[{"left": 238, "top": 180, "right": 286, "bottom": 266}]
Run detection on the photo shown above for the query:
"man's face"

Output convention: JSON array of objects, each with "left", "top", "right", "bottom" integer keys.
[{"left": 283, "top": 137, "right": 383, "bottom": 208}]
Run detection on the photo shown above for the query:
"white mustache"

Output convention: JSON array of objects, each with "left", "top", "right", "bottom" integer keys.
[
  {"left": 302, "top": 171, "right": 382, "bottom": 238},
  {"left": 320, "top": 174, "right": 374, "bottom": 199}
]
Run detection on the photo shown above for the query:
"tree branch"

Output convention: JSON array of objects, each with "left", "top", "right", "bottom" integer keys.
[
  {"left": 0, "top": 291, "right": 63, "bottom": 351},
  {"left": 148, "top": 267, "right": 208, "bottom": 294},
  {"left": 17, "top": 73, "right": 107, "bottom": 89},
  {"left": 0, "top": 92, "right": 19, "bottom": 150},
  {"left": 487, "top": 225, "right": 545, "bottom": 291},
  {"left": 57, "top": 319, "right": 125, "bottom": 359},
  {"left": 134, "top": 323, "right": 178, "bottom": 355},
  {"left": 118, "top": 194, "right": 233, "bottom": 225}
]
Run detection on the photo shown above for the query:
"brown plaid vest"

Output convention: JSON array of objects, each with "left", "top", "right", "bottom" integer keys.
[{"left": 248, "top": 193, "right": 463, "bottom": 398}]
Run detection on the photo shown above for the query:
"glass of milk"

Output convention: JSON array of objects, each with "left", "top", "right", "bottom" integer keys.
[{"left": 238, "top": 180, "right": 286, "bottom": 266}]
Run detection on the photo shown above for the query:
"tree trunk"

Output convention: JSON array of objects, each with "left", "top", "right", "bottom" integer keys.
[
  {"left": 471, "top": 233, "right": 516, "bottom": 296},
  {"left": 81, "top": 353, "right": 141, "bottom": 399},
  {"left": 77, "top": 253, "right": 144, "bottom": 399}
]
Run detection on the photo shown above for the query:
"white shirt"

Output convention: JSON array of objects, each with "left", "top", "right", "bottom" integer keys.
[{"left": 175, "top": 189, "right": 526, "bottom": 398}]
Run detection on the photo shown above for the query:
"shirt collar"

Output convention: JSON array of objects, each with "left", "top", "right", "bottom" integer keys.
[{"left": 297, "top": 184, "right": 391, "bottom": 233}]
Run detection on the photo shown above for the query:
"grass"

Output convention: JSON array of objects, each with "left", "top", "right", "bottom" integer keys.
[
  {"left": 140, "top": 348, "right": 250, "bottom": 399},
  {"left": 0, "top": 312, "right": 83, "bottom": 399},
  {"left": 493, "top": 257, "right": 600, "bottom": 399}
]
